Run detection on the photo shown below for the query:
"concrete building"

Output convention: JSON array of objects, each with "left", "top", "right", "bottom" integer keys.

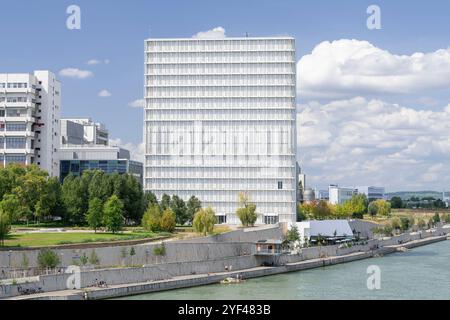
[
  {"left": 290, "top": 220, "right": 354, "bottom": 246},
  {"left": 329, "top": 185, "right": 357, "bottom": 205},
  {"left": 144, "top": 37, "right": 297, "bottom": 224},
  {"left": 355, "top": 186, "right": 385, "bottom": 202},
  {"left": 61, "top": 118, "right": 108, "bottom": 146},
  {"left": 0, "top": 71, "right": 60, "bottom": 176},
  {"left": 315, "top": 189, "right": 329, "bottom": 201},
  {"left": 59, "top": 145, "right": 143, "bottom": 183}
]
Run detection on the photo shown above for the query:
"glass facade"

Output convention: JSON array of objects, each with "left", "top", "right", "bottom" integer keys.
[
  {"left": 144, "top": 38, "right": 297, "bottom": 224},
  {"left": 60, "top": 159, "right": 143, "bottom": 184}
]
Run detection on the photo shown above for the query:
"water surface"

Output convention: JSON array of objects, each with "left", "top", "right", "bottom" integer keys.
[{"left": 117, "top": 241, "right": 450, "bottom": 300}]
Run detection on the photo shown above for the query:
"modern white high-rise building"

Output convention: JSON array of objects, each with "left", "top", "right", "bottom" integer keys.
[
  {"left": 144, "top": 37, "right": 297, "bottom": 224},
  {"left": 0, "top": 71, "right": 60, "bottom": 176}
]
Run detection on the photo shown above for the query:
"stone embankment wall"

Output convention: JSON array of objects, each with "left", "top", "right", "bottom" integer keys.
[{"left": 0, "top": 228, "right": 278, "bottom": 275}]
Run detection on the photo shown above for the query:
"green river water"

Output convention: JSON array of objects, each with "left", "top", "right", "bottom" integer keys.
[{"left": 117, "top": 240, "right": 450, "bottom": 300}]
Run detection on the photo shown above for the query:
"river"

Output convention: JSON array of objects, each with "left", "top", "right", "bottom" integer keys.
[{"left": 117, "top": 240, "right": 450, "bottom": 300}]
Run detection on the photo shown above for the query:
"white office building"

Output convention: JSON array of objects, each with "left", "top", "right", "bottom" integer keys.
[
  {"left": 61, "top": 118, "right": 108, "bottom": 146},
  {"left": 144, "top": 37, "right": 297, "bottom": 224},
  {"left": 329, "top": 185, "right": 357, "bottom": 205},
  {"left": 355, "top": 186, "right": 385, "bottom": 201},
  {"left": 0, "top": 71, "right": 60, "bottom": 176}
]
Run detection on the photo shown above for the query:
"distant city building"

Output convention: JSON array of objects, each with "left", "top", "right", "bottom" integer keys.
[
  {"left": 0, "top": 71, "right": 60, "bottom": 176},
  {"left": 144, "top": 37, "right": 297, "bottom": 224},
  {"left": 303, "top": 188, "right": 316, "bottom": 203},
  {"left": 59, "top": 144, "right": 143, "bottom": 184},
  {"left": 315, "top": 189, "right": 329, "bottom": 201},
  {"left": 61, "top": 118, "right": 108, "bottom": 146},
  {"left": 329, "top": 185, "right": 357, "bottom": 205},
  {"left": 355, "top": 186, "right": 385, "bottom": 202}
]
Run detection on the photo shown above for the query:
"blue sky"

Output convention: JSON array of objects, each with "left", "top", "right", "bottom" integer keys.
[{"left": 1, "top": 0, "right": 450, "bottom": 191}]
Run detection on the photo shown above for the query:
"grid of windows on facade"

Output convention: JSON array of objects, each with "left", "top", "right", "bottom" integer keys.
[
  {"left": 5, "top": 137, "right": 26, "bottom": 149},
  {"left": 0, "top": 83, "right": 28, "bottom": 89},
  {"left": 4, "top": 155, "right": 26, "bottom": 165},
  {"left": 5, "top": 123, "right": 27, "bottom": 131},
  {"left": 264, "top": 216, "right": 279, "bottom": 225},
  {"left": 145, "top": 38, "right": 297, "bottom": 224},
  {"left": 60, "top": 160, "right": 128, "bottom": 181}
]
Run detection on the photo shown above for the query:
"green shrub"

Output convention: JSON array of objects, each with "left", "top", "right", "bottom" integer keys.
[
  {"left": 37, "top": 249, "right": 61, "bottom": 269},
  {"left": 153, "top": 244, "right": 166, "bottom": 256}
]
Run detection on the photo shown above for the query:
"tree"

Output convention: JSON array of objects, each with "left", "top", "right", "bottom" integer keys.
[
  {"left": 400, "top": 217, "right": 411, "bottom": 231},
  {"left": 186, "top": 196, "right": 202, "bottom": 225},
  {"left": 0, "top": 210, "right": 11, "bottom": 246},
  {"left": 284, "top": 225, "right": 300, "bottom": 250},
  {"left": 160, "top": 208, "right": 176, "bottom": 232},
  {"left": 296, "top": 204, "right": 307, "bottom": 222},
  {"left": 37, "top": 248, "right": 61, "bottom": 269},
  {"left": 347, "top": 194, "right": 368, "bottom": 219},
  {"left": 312, "top": 200, "right": 332, "bottom": 220},
  {"left": 367, "top": 200, "right": 391, "bottom": 218},
  {"left": 236, "top": 192, "right": 258, "bottom": 227},
  {"left": 433, "top": 212, "right": 441, "bottom": 224},
  {"left": 121, "top": 174, "right": 144, "bottom": 223},
  {"left": 86, "top": 198, "right": 103, "bottom": 233},
  {"left": 193, "top": 207, "right": 217, "bottom": 236},
  {"left": 88, "top": 170, "right": 112, "bottom": 202},
  {"left": 417, "top": 218, "right": 427, "bottom": 230},
  {"left": 390, "top": 196, "right": 404, "bottom": 209},
  {"left": 142, "top": 204, "right": 162, "bottom": 232},
  {"left": 143, "top": 191, "right": 158, "bottom": 210},
  {"left": 160, "top": 194, "right": 171, "bottom": 211},
  {"left": 103, "top": 195, "right": 124, "bottom": 233},
  {"left": 391, "top": 217, "right": 401, "bottom": 231},
  {"left": 0, "top": 193, "right": 29, "bottom": 222},
  {"left": 170, "top": 195, "right": 188, "bottom": 225},
  {"left": 62, "top": 174, "right": 87, "bottom": 225},
  {"left": 368, "top": 201, "right": 378, "bottom": 217}
]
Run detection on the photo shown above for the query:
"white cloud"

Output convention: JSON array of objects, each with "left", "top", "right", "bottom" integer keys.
[
  {"left": 59, "top": 68, "right": 93, "bottom": 79},
  {"left": 193, "top": 26, "right": 226, "bottom": 39},
  {"left": 298, "top": 97, "right": 450, "bottom": 190},
  {"left": 87, "top": 59, "right": 110, "bottom": 65},
  {"left": 109, "top": 138, "right": 144, "bottom": 163},
  {"left": 298, "top": 39, "right": 450, "bottom": 99},
  {"left": 128, "top": 99, "right": 145, "bottom": 108},
  {"left": 86, "top": 59, "right": 101, "bottom": 65},
  {"left": 98, "top": 89, "right": 111, "bottom": 97}
]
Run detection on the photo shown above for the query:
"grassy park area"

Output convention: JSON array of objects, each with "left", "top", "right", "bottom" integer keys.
[{"left": 2, "top": 231, "right": 165, "bottom": 248}]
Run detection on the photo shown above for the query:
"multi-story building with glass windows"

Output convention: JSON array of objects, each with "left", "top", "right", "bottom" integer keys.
[
  {"left": 0, "top": 71, "right": 60, "bottom": 176},
  {"left": 59, "top": 145, "right": 143, "bottom": 183},
  {"left": 144, "top": 37, "right": 297, "bottom": 224}
]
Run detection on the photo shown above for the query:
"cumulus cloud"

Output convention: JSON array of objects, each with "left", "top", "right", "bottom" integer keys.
[
  {"left": 298, "top": 97, "right": 450, "bottom": 190},
  {"left": 98, "top": 89, "right": 111, "bottom": 97},
  {"left": 193, "top": 26, "right": 226, "bottom": 39},
  {"left": 59, "top": 68, "right": 93, "bottom": 79},
  {"left": 298, "top": 39, "right": 450, "bottom": 99},
  {"left": 109, "top": 138, "right": 145, "bottom": 163},
  {"left": 128, "top": 99, "right": 145, "bottom": 108}
]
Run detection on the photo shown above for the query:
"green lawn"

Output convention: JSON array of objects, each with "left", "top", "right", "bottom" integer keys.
[{"left": 3, "top": 231, "right": 165, "bottom": 248}]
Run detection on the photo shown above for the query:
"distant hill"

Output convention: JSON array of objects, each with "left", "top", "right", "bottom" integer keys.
[{"left": 386, "top": 191, "right": 445, "bottom": 200}]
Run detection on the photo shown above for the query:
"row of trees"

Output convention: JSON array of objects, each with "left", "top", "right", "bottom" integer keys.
[
  {"left": 297, "top": 194, "right": 392, "bottom": 221},
  {"left": 373, "top": 212, "right": 449, "bottom": 237},
  {"left": 390, "top": 196, "right": 447, "bottom": 209}
]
